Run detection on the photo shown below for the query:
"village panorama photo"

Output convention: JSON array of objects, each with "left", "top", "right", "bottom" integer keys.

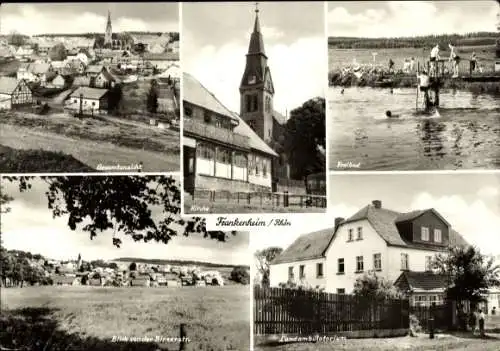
[
  {"left": 0, "top": 175, "right": 251, "bottom": 351},
  {"left": 181, "top": 2, "right": 327, "bottom": 214},
  {"left": 0, "top": 3, "right": 181, "bottom": 173},
  {"left": 252, "top": 172, "right": 500, "bottom": 350}
]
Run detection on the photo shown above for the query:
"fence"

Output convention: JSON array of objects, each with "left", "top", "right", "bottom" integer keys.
[
  {"left": 192, "top": 189, "right": 327, "bottom": 209},
  {"left": 254, "top": 287, "right": 409, "bottom": 336},
  {"left": 410, "top": 303, "right": 453, "bottom": 331}
]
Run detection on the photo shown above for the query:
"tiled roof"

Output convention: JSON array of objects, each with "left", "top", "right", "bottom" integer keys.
[
  {"left": 394, "top": 271, "right": 449, "bottom": 291},
  {"left": 70, "top": 87, "right": 108, "bottom": 100},
  {"left": 0, "top": 77, "right": 20, "bottom": 94},
  {"left": 272, "top": 203, "right": 470, "bottom": 265},
  {"left": 85, "top": 65, "right": 104, "bottom": 74},
  {"left": 271, "top": 228, "right": 334, "bottom": 264},
  {"left": 143, "top": 52, "right": 179, "bottom": 61}
]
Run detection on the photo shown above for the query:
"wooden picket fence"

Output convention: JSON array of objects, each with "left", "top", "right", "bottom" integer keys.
[
  {"left": 410, "top": 303, "right": 453, "bottom": 331},
  {"left": 254, "top": 287, "right": 410, "bottom": 335}
]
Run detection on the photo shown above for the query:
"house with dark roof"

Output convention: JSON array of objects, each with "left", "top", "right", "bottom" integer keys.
[
  {"left": 0, "top": 77, "right": 33, "bottom": 110},
  {"left": 269, "top": 200, "right": 469, "bottom": 299},
  {"left": 183, "top": 72, "right": 278, "bottom": 195}
]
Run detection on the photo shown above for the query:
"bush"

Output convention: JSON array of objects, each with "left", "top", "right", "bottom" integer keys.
[
  {"left": 409, "top": 313, "right": 422, "bottom": 336},
  {"left": 230, "top": 266, "right": 250, "bottom": 285}
]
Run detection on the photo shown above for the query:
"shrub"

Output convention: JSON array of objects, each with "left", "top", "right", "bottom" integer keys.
[
  {"left": 230, "top": 266, "right": 250, "bottom": 285},
  {"left": 409, "top": 313, "right": 422, "bottom": 336}
]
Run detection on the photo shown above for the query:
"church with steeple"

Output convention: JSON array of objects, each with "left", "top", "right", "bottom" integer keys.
[
  {"left": 100, "top": 10, "right": 133, "bottom": 51},
  {"left": 104, "top": 10, "right": 113, "bottom": 47},
  {"left": 239, "top": 5, "right": 291, "bottom": 186}
]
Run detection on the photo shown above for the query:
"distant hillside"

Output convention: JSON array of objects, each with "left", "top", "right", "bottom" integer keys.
[
  {"left": 113, "top": 257, "right": 248, "bottom": 269},
  {"left": 328, "top": 32, "right": 498, "bottom": 49}
]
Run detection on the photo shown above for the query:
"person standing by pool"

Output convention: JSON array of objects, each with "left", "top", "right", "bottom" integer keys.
[
  {"left": 417, "top": 70, "right": 431, "bottom": 110},
  {"left": 430, "top": 44, "right": 440, "bottom": 76},
  {"left": 449, "top": 43, "right": 460, "bottom": 78},
  {"left": 470, "top": 51, "right": 477, "bottom": 73}
]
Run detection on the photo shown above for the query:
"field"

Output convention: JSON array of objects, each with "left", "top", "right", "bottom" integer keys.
[
  {"left": 328, "top": 46, "right": 497, "bottom": 72},
  {"left": 0, "top": 110, "right": 180, "bottom": 172},
  {"left": 0, "top": 285, "right": 250, "bottom": 351}
]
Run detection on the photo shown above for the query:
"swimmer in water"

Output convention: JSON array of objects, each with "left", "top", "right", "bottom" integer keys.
[{"left": 385, "top": 110, "right": 400, "bottom": 118}]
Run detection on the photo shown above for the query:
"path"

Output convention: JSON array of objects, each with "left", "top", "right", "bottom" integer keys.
[{"left": 0, "top": 124, "right": 179, "bottom": 172}]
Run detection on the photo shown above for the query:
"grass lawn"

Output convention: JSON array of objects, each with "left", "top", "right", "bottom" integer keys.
[
  {"left": 255, "top": 332, "right": 500, "bottom": 351},
  {"left": 0, "top": 285, "right": 250, "bottom": 351},
  {"left": 0, "top": 110, "right": 180, "bottom": 172},
  {"left": 184, "top": 196, "right": 326, "bottom": 214}
]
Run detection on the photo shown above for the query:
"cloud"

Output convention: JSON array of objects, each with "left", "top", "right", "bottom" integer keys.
[
  {"left": 261, "top": 26, "right": 285, "bottom": 40},
  {"left": 184, "top": 35, "right": 326, "bottom": 115},
  {"left": 410, "top": 192, "right": 500, "bottom": 256},
  {"left": 0, "top": 4, "right": 178, "bottom": 35},
  {"left": 477, "top": 186, "right": 499, "bottom": 199},
  {"left": 328, "top": 1, "right": 498, "bottom": 37}
]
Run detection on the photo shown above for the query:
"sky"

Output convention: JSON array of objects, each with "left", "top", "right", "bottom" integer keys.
[
  {"left": 182, "top": 1, "right": 326, "bottom": 116},
  {"left": 251, "top": 172, "right": 500, "bottom": 257},
  {"left": 328, "top": 1, "right": 499, "bottom": 37},
  {"left": 0, "top": 177, "right": 250, "bottom": 265},
  {"left": 0, "top": 2, "right": 179, "bottom": 35}
]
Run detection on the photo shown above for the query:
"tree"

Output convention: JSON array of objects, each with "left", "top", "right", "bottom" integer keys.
[
  {"left": 48, "top": 43, "right": 68, "bottom": 61},
  {"left": 129, "top": 262, "right": 137, "bottom": 271},
  {"left": 254, "top": 247, "right": 283, "bottom": 287},
  {"left": 146, "top": 80, "right": 159, "bottom": 114},
  {"left": 107, "top": 83, "right": 124, "bottom": 114},
  {"left": 283, "top": 97, "right": 326, "bottom": 180},
  {"left": 7, "top": 31, "right": 26, "bottom": 46},
  {"left": 353, "top": 271, "right": 404, "bottom": 300},
  {"left": 230, "top": 266, "right": 250, "bottom": 285},
  {"left": 433, "top": 246, "right": 500, "bottom": 305},
  {"left": 3, "top": 176, "right": 219, "bottom": 248}
]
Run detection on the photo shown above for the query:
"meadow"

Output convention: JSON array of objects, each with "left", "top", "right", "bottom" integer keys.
[{"left": 0, "top": 285, "right": 250, "bottom": 351}]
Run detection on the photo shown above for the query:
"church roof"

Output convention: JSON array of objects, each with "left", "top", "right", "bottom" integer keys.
[
  {"left": 232, "top": 111, "right": 278, "bottom": 157},
  {"left": 247, "top": 10, "right": 266, "bottom": 56}
]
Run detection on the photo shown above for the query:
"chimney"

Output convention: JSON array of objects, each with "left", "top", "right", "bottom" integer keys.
[
  {"left": 335, "top": 217, "right": 344, "bottom": 227},
  {"left": 372, "top": 200, "right": 382, "bottom": 209}
]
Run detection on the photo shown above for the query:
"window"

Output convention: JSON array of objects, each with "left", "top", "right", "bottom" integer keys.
[
  {"left": 421, "top": 227, "right": 429, "bottom": 241},
  {"left": 183, "top": 106, "right": 193, "bottom": 118},
  {"left": 373, "top": 253, "right": 382, "bottom": 271},
  {"left": 316, "top": 263, "right": 323, "bottom": 278},
  {"left": 246, "top": 95, "right": 252, "bottom": 112},
  {"left": 357, "top": 227, "right": 363, "bottom": 240},
  {"left": 288, "top": 266, "right": 294, "bottom": 280},
  {"left": 348, "top": 229, "right": 353, "bottom": 241},
  {"left": 92, "top": 102, "right": 95, "bottom": 106},
  {"left": 401, "top": 253, "right": 409, "bottom": 270},
  {"left": 425, "top": 256, "right": 432, "bottom": 271},
  {"left": 248, "top": 120, "right": 256, "bottom": 131},
  {"left": 299, "top": 265, "right": 305, "bottom": 279},
  {"left": 263, "top": 159, "right": 267, "bottom": 177},
  {"left": 216, "top": 148, "right": 230, "bottom": 164},
  {"left": 337, "top": 288, "right": 345, "bottom": 294},
  {"left": 203, "top": 111, "right": 211, "bottom": 123},
  {"left": 356, "top": 256, "right": 364, "bottom": 272},
  {"left": 255, "top": 156, "right": 260, "bottom": 176},
  {"left": 197, "top": 143, "right": 215, "bottom": 161},
  {"left": 215, "top": 117, "right": 222, "bottom": 128},
  {"left": 252, "top": 94, "right": 258, "bottom": 112},
  {"left": 434, "top": 229, "right": 442, "bottom": 243},
  {"left": 73, "top": 99, "right": 78, "bottom": 103},
  {"left": 337, "top": 258, "right": 344, "bottom": 274}
]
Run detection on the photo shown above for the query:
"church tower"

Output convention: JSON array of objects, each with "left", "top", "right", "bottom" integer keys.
[
  {"left": 104, "top": 10, "right": 113, "bottom": 46},
  {"left": 239, "top": 4, "right": 275, "bottom": 143}
]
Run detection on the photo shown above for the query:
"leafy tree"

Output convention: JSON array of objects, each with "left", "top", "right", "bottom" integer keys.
[
  {"left": 107, "top": 83, "right": 123, "bottom": 114},
  {"left": 3, "top": 176, "right": 216, "bottom": 248},
  {"left": 230, "top": 266, "right": 250, "bottom": 285},
  {"left": 283, "top": 97, "right": 325, "bottom": 180},
  {"left": 146, "top": 80, "right": 159, "bottom": 114},
  {"left": 433, "top": 246, "right": 500, "bottom": 304},
  {"left": 129, "top": 262, "right": 137, "bottom": 271},
  {"left": 254, "top": 247, "right": 283, "bottom": 287},
  {"left": 48, "top": 43, "right": 68, "bottom": 61},
  {"left": 353, "top": 271, "right": 403, "bottom": 300},
  {"left": 7, "top": 31, "right": 26, "bottom": 46}
]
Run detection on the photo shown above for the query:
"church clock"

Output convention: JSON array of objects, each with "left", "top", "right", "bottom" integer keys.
[{"left": 248, "top": 75, "right": 256, "bottom": 84}]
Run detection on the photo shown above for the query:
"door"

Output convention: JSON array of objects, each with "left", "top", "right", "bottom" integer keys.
[{"left": 183, "top": 146, "right": 196, "bottom": 194}]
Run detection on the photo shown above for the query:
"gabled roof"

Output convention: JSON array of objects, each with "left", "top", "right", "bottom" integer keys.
[
  {"left": 271, "top": 228, "right": 334, "bottom": 264},
  {"left": 273, "top": 110, "right": 286, "bottom": 125},
  {"left": 394, "top": 271, "right": 448, "bottom": 292},
  {"left": 0, "top": 77, "right": 20, "bottom": 94},
  {"left": 396, "top": 208, "right": 451, "bottom": 227},
  {"left": 271, "top": 202, "right": 470, "bottom": 265},
  {"left": 85, "top": 65, "right": 104, "bottom": 74},
  {"left": 183, "top": 72, "right": 239, "bottom": 122},
  {"left": 70, "top": 86, "right": 108, "bottom": 100}
]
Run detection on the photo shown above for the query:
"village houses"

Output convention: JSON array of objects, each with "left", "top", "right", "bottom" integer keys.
[
  {"left": 0, "top": 77, "right": 33, "bottom": 110},
  {"left": 269, "top": 200, "right": 471, "bottom": 307}
]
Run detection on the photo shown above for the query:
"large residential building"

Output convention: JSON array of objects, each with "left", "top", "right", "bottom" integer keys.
[
  {"left": 269, "top": 200, "right": 470, "bottom": 305},
  {"left": 183, "top": 72, "right": 278, "bottom": 194}
]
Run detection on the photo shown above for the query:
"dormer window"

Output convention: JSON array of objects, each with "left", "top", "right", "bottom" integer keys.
[
  {"left": 421, "top": 227, "right": 429, "bottom": 241},
  {"left": 203, "top": 111, "right": 211, "bottom": 123},
  {"left": 248, "top": 75, "right": 256, "bottom": 84},
  {"left": 434, "top": 229, "right": 442, "bottom": 243}
]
